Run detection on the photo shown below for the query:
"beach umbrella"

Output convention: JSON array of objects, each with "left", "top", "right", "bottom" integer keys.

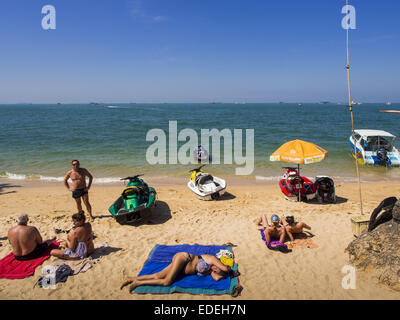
[{"left": 270, "top": 139, "right": 328, "bottom": 201}]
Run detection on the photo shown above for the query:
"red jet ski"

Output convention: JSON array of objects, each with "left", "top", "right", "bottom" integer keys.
[{"left": 279, "top": 167, "right": 317, "bottom": 202}]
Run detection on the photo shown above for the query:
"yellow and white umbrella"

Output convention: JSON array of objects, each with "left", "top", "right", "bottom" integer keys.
[{"left": 270, "top": 139, "right": 328, "bottom": 165}]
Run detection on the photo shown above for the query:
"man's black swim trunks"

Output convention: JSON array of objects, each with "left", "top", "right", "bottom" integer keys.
[
  {"left": 72, "top": 188, "right": 88, "bottom": 199},
  {"left": 14, "top": 242, "right": 48, "bottom": 261}
]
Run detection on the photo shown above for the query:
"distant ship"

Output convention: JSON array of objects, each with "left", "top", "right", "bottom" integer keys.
[
  {"left": 319, "top": 101, "right": 330, "bottom": 104},
  {"left": 386, "top": 102, "right": 392, "bottom": 105},
  {"left": 351, "top": 101, "right": 362, "bottom": 105}
]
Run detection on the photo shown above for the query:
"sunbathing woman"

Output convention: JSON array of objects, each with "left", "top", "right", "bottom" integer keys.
[
  {"left": 120, "top": 252, "right": 238, "bottom": 292},
  {"left": 280, "top": 213, "right": 311, "bottom": 242},
  {"left": 50, "top": 211, "right": 94, "bottom": 260}
]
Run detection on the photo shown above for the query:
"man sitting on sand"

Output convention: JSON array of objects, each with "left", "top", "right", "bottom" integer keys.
[
  {"left": 256, "top": 214, "right": 286, "bottom": 245},
  {"left": 50, "top": 211, "right": 94, "bottom": 260},
  {"left": 280, "top": 212, "right": 312, "bottom": 242},
  {"left": 64, "top": 159, "right": 94, "bottom": 221},
  {"left": 8, "top": 214, "right": 56, "bottom": 261}
]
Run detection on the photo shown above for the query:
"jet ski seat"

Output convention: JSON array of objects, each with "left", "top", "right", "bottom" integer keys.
[{"left": 195, "top": 174, "right": 214, "bottom": 186}]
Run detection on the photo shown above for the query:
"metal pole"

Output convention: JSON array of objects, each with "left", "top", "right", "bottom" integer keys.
[{"left": 298, "top": 164, "right": 301, "bottom": 202}]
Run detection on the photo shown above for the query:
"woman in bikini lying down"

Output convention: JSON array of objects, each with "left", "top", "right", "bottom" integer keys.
[{"left": 120, "top": 252, "right": 239, "bottom": 292}]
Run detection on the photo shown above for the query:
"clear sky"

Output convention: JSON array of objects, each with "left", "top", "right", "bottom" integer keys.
[{"left": 0, "top": 0, "right": 399, "bottom": 103}]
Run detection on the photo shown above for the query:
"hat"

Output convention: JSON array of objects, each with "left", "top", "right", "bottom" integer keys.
[
  {"left": 271, "top": 214, "right": 280, "bottom": 222},
  {"left": 284, "top": 212, "right": 294, "bottom": 218}
]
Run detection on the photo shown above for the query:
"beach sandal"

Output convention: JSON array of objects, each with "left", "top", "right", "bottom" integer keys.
[
  {"left": 231, "top": 285, "right": 243, "bottom": 298},
  {"left": 230, "top": 270, "right": 240, "bottom": 278},
  {"left": 222, "top": 242, "right": 237, "bottom": 247}
]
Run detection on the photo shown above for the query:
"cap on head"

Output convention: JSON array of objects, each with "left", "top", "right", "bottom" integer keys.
[
  {"left": 284, "top": 212, "right": 294, "bottom": 218},
  {"left": 271, "top": 214, "right": 280, "bottom": 223},
  {"left": 17, "top": 213, "right": 29, "bottom": 225}
]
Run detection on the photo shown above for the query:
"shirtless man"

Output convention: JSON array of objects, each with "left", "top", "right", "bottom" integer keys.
[
  {"left": 8, "top": 214, "right": 56, "bottom": 261},
  {"left": 280, "top": 212, "right": 311, "bottom": 242},
  {"left": 256, "top": 214, "right": 286, "bottom": 245},
  {"left": 50, "top": 211, "right": 94, "bottom": 260},
  {"left": 64, "top": 160, "right": 94, "bottom": 221}
]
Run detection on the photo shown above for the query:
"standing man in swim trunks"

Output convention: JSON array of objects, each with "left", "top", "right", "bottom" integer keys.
[{"left": 64, "top": 160, "right": 94, "bottom": 221}]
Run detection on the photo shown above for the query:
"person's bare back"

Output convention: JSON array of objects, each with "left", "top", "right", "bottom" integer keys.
[
  {"left": 8, "top": 225, "right": 41, "bottom": 256},
  {"left": 68, "top": 223, "right": 94, "bottom": 255}
]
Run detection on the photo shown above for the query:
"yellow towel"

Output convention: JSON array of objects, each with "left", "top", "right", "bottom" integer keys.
[{"left": 220, "top": 256, "right": 234, "bottom": 268}]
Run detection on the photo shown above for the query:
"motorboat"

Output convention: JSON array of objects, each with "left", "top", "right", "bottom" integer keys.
[{"left": 349, "top": 130, "right": 400, "bottom": 166}]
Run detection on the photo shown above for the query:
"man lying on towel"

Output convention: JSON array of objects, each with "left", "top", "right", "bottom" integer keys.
[
  {"left": 120, "top": 252, "right": 239, "bottom": 293},
  {"left": 8, "top": 214, "right": 56, "bottom": 261}
]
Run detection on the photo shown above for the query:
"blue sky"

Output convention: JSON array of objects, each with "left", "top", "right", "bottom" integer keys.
[{"left": 0, "top": 0, "right": 399, "bottom": 103}]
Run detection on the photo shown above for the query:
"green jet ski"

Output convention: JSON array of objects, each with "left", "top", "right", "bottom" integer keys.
[{"left": 108, "top": 174, "right": 157, "bottom": 225}]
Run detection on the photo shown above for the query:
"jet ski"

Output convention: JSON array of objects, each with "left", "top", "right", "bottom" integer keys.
[
  {"left": 108, "top": 174, "right": 156, "bottom": 225},
  {"left": 279, "top": 167, "right": 317, "bottom": 202},
  {"left": 187, "top": 165, "right": 226, "bottom": 200},
  {"left": 193, "top": 145, "right": 210, "bottom": 163}
]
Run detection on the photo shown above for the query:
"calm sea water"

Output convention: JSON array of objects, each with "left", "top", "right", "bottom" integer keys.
[{"left": 1, "top": 103, "right": 400, "bottom": 182}]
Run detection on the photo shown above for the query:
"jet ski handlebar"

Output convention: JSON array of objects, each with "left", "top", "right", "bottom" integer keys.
[
  {"left": 121, "top": 174, "right": 144, "bottom": 181},
  {"left": 188, "top": 165, "right": 206, "bottom": 173}
]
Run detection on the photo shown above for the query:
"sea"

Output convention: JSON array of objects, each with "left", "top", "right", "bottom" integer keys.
[{"left": 1, "top": 102, "right": 400, "bottom": 184}]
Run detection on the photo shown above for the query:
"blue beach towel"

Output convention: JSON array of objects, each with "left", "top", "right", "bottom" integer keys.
[{"left": 133, "top": 244, "right": 239, "bottom": 295}]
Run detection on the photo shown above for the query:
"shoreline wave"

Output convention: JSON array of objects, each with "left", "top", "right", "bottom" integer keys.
[{"left": 1, "top": 171, "right": 396, "bottom": 185}]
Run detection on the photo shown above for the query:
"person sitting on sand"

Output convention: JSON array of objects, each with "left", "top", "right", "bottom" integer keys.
[
  {"left": 280, "top": 213, "right": 311, "bottom": 242},
  {"left": 120, "top": 252, "right": 239, "bottom": 292},
  {"left": 50, "top": 211, "right": 94, "bottom": 260},
  {"left": 8, "top": 214, "right": 56, "bottom": 261},
  {"left": 256, "top": 214, "right": 286, "bottom": 245}
]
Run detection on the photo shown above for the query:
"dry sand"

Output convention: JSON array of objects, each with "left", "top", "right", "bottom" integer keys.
[{"left": 0, "top": 178, "right": 399, "bottom": 300}]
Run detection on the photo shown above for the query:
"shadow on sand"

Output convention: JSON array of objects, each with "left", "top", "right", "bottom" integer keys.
[
  {"left": 0, "top": 183, "right": 21, "bottom": 195},
  {"left": 97, "top": 200, "right": 172, "bottom": 227},
  {"left": 306, "top": 195, "right": 348, "bottom": 205},
  {"left": 144, "top": 200, "right": 172, "bottom": 225},
  {"left": 90, "top": 246, "right": 122, "bottom": 259},
  {"left": 217, "top": 192, "right": 236, "bottom": 201}
]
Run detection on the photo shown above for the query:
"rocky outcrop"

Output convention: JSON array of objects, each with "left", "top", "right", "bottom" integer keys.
[{"left": 346, "top": 200, "right": 400, "bottom": 290}]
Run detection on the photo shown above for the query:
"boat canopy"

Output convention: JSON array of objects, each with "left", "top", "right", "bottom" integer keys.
[
  {"left": 354, "top": 130, "right": 396, "bottom": 152},
  {"left": 354, "top": 129, "right": 395, "bottom": 139}
]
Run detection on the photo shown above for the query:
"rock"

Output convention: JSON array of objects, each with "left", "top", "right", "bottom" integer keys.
[
  {"left": 346, "top": 202, "right": 400, "bottom": 291},
  {"left": 392, "top": 200, "right": 400, "bottom": 223}
]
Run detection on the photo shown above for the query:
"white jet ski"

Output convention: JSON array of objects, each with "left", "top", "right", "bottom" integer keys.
[
  {"left": 187, "top": 165, "right": 226, "bottom": 200},
  {"left": 193, "top": 145, "right": 210, "bottom": 163}
]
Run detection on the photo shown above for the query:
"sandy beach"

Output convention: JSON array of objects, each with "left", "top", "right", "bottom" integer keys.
[{"left": 0, "top": 177, "right": 400, "bottom": 300}]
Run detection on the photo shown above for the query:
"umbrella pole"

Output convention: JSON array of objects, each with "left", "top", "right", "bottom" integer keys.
[{"left": 298, "top": 164, "right": 301, "bottom": 202}]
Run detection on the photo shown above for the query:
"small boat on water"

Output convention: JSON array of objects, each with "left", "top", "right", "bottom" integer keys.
[
  {"left": 349, "top": 129, "right": 400, "bottom": 166},
  {"left": 193, "top": 145, "right": 210, "bottom": 163}
]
